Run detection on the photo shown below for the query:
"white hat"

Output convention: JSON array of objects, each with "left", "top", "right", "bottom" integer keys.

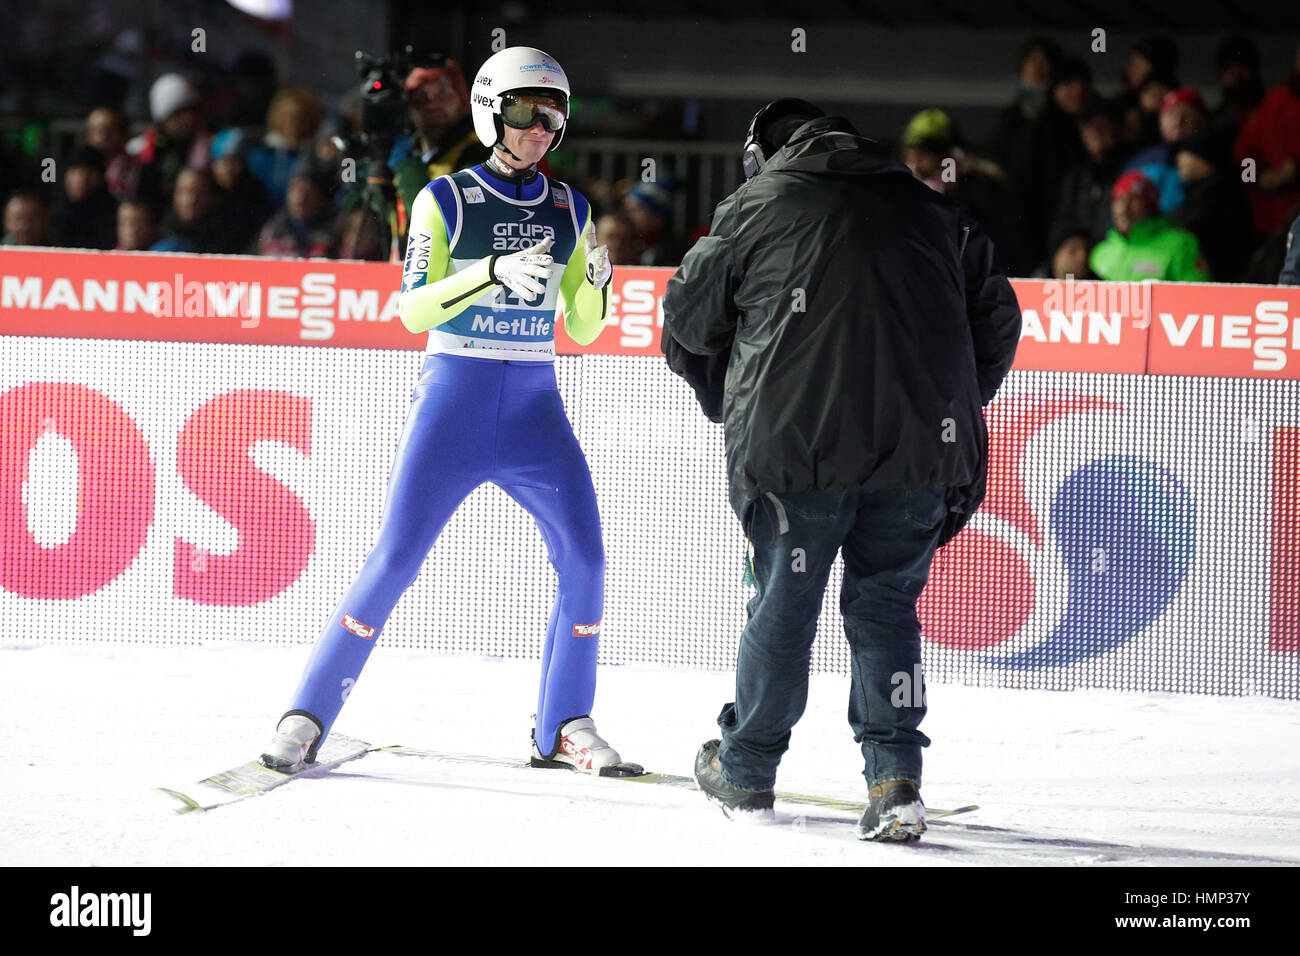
[{"left": 150, "top": 73, "right": 200, "bottom": 123}]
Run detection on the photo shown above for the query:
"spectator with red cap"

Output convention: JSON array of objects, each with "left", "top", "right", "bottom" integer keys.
[
  {"left": 1235, "top": 41, "right": 1300, "bottom": 239},
  {"left": 389, "top": 57, "right": 485, "bottom": 236},
  {"left": 1124, "top": 87, "right": 1208, "bottom": 214},
  {"left": 1090, "top": 170, "right": 1209, "bottom": 281}
]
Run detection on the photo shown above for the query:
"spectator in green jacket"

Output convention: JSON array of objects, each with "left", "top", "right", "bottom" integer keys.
[{"left": 1090, "top": 170, "right": 1210, "bottom": 281}]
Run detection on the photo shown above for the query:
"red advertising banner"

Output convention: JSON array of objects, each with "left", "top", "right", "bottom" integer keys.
[
  {"left": 1147, "top": 282, "right": 1300, "bottom": 378},
  {"left": 4, "top": 247, "right": 1300, "bottom": 378},
  {"left": 0, "top": 247, "right": 669, "bottom": 354},
  {"left": 1006, "top": 278, "right": 1149, "bottom": 374},
  {"left": 0, "top": 248, "right": 408, "bottom": 349}
]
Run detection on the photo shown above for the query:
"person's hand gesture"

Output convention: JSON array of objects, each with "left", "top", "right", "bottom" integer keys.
[
  {"left": 584, "top": 225, "right": 612, "bottom": 290},
  {"left": 491, "top": 236, "right": 554, "bottom": 301}
]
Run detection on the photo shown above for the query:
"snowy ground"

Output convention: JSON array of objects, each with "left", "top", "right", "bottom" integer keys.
[{"left": 2, "top": 640, "right": 1298, "bottom": 867}]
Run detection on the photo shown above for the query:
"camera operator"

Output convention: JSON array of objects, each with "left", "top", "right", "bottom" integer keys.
[{"left": 390, "top": 58, "right": 485, "bottom": 234}]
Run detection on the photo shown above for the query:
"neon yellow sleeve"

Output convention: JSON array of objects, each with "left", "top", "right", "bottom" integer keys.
[
  {"left": 399, "top": 186, "right": 497, "bottom": 334},
  {"left": 558, "top": 211, "right": 609, "bottom": 347}
]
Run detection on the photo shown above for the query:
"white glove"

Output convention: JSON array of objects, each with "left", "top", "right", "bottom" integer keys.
[
  {"left": 584, "top": 225, "right": 612, "bottom": 291},
  {"left": 490, "top": 236, "right": 554, "bottom": 301}
]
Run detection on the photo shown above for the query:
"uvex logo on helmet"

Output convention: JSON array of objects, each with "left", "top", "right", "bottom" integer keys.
[{"left": 471, "top": 47, "right": 571, "bottom": 151}]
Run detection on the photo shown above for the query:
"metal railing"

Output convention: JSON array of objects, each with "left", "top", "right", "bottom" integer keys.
[{"left": 560, "top": 137, "right": 743, "bottom": 234}]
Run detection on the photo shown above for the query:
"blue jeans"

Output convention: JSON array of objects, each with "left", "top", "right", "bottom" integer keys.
[{"left": 717, "top": 487, "right": 947, "bottom": 791}]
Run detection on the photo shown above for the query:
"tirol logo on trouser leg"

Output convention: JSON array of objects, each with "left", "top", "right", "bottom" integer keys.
[
  {"left": 572, "top": 621, "right": 601, "bottom": 637},
  {"left": 341, "top": 612, "right": 375, "bottom": 639}
]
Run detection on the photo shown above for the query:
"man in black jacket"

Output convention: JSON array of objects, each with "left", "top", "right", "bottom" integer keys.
[{"left": 662, "top": 99, "right": 1021, "bottom": 841}]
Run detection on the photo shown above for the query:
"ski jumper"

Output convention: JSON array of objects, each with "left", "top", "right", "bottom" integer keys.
[{"left": 283, "top": 159, "right": 609, "bottom": 756}]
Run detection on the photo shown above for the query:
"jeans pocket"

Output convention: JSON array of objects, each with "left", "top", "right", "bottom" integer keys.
[
  {"left": 902, "top": 487, "right": 947, "bottom": 531},
  {"left": 778, "top": 490, "right": 841, "bottom": 522}
]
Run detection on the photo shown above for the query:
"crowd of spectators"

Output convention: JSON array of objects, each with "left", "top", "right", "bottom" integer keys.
[
  {"left": 896, "top": 33, "right": 1300, "bottom": 284},
  {"left": 3, "top": 33, "right": 1299, "bottom": 285}
]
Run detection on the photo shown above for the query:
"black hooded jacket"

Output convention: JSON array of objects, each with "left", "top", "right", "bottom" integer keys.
[{"left": 662, "top": 116, "right": 1021, "bottom": 546}]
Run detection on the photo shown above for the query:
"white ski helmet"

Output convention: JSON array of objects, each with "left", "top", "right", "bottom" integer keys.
[{"left": 471, "top": 46, "right": 570, "bottom": 151}]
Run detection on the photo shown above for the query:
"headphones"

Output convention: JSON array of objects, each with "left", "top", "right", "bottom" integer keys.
[
  {"left": 741, "top": 98, "right": 825, "bottom": 181},
  {"left": 742, "top": 138, "right": 766, "bottom": 180}
]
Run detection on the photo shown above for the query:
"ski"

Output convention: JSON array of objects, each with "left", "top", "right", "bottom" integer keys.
[
  {"left": 154, "top": 733, "right": 372, "bottom": 813},
  {"left": 376, "top": 745, "right": 978, "bottom": 820}
]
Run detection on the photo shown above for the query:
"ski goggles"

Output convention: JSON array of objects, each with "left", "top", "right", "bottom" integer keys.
[{"left": 500, "top": 93, "right": 568, "bottom": 132}]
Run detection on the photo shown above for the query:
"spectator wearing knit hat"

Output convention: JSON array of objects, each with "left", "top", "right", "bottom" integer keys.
[
  {"left": 1170, "top": 126, "right": 1253, "bottom": 280},
  {"left": 210, "top": 128, "right": 273, "bottom": 251},
  {"left": 51, "top": 146, "right": 118, "bottom": 250},
  {"left": 624, "top": 173, "right": 686, "bottom": 267},
  {"left": 902, "top": 107, "right": 1029, "bottom": 275},
  {"left": 389, "top": 58, "right": 485, "bottom": 233},
  {"left": 1090, "top": 170, "right": 1209, "bottom": 281},
  {"left": 130, "top": 73, "right": 212, "bottom": 206}
]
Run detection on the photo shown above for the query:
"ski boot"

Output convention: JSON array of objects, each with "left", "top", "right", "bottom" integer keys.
[
  {"left": 531, "top": 716, "right": 644, "bottom": 777},
  {"left": 259, "top": 713, "right": 323, "bottom": 772}
]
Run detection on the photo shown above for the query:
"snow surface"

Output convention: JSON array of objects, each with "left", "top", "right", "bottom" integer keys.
[{"left": 2, "top": 640, "right": 1298, "bottom": 867}]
